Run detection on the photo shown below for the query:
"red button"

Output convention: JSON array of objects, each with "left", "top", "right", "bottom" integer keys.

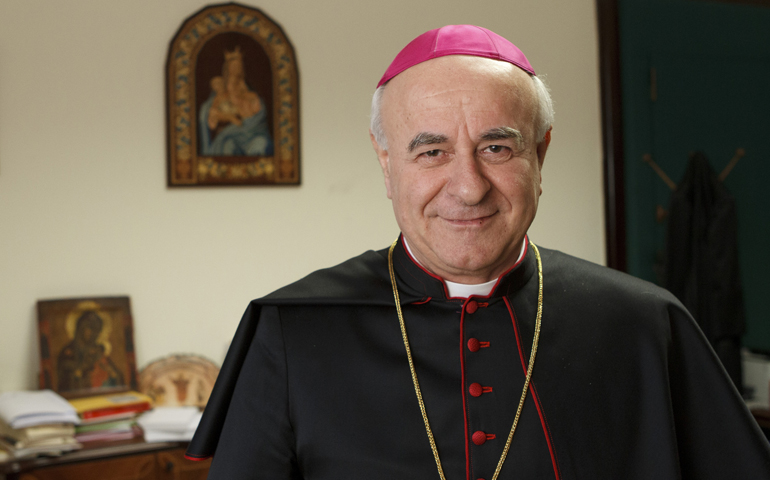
[
  {"left": 465, "top": 300, "right": 478, "bottom": 314},
  {"left": 477, "top": 478, "right": 486, "bottom": 480},
  {"left": 469, "top": 383, "right": 483, "bottom": 397},
  {"left": 472, "top": 431, "right": 487, "bottom": 445},
  {"left": 467, "top": 338, "right": 480, "bottom": 352}
]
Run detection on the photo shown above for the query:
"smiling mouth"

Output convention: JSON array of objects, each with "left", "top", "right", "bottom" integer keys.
[{"left": 441, "top": 212, "right": 497, "bottom": 226}]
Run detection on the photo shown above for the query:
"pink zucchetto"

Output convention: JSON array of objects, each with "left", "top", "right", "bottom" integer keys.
[{"left": 377, "top": 25, "right": 535, "bottom": 88}]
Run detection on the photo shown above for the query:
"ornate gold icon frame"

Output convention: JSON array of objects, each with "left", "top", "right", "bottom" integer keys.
[{"left": 167, "top": 3, "right": 300, "bottom": 186}]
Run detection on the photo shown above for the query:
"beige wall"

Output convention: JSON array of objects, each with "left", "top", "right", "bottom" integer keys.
[{"left": 0, "top": 0, "right": 604, "bottom": 392}]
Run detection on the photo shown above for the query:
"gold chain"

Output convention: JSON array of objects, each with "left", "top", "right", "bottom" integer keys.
[{"left": 387, "top": 240, "right": 543, "bottom": 480}]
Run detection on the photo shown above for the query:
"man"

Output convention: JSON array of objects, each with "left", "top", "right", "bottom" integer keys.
[{"left": 187, "top": 25, "right": 770, "bottom": 479}]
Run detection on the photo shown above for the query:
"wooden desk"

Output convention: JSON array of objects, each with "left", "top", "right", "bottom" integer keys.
[{"left": 0, "top": 439, "right": 211, "bottom": 480}]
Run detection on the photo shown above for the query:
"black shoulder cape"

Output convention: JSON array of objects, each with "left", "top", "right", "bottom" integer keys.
[
  {"left": 187, "top": 246, "right": 403, "bottom": 459},
  {"left": 187, "top": 239, "right": 770, "bottom": 479}
]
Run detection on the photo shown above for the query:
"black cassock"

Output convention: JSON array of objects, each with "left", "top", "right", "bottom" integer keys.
[{"left": 188, "top": 237, "right": 770, "bottom": 479}]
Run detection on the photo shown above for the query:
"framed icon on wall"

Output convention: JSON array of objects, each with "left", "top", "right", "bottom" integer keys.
[{"left": 167, "top": 3, "right": 300, "bottom": 186}]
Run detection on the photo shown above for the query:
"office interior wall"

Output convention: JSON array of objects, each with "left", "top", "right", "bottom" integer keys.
[{"left": 0, "top": 0, "right": 603, "bottom": 391}]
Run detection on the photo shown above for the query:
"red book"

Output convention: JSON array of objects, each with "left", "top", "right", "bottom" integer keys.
[
  {"left": 80, "top": 402, "right": 151, "bottom": 420},
  {"left": 68, "top": 392, "right": 154, "bottom": 421}
]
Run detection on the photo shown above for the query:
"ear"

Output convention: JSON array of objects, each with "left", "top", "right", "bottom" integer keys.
[
  {"left": 535, "top": 128, "right": 552, "bottom": 195},
  {"left": 536, "top": 128, "right": 551, "bottom": 168},
  {"left": 370, "top": 131, "right": 393, "bottom": 199}
]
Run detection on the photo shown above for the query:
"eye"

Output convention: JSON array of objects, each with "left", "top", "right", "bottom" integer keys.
[
  {"left": 485, "top": 145, "right": 506, "bottom": 154},
  {"left": 416, "top": 148, "right": 450, "bottom": 167}
]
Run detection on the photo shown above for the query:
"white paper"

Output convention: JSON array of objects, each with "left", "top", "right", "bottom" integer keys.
[
  {"left": 137, "top": 407, "right": 199, "bottom": 433},
  {"left": 0, "top": 390, "right": 80, "bottom": 428},
  {"left": 140, "top": 409, "right": 202, "bottom": 443}
]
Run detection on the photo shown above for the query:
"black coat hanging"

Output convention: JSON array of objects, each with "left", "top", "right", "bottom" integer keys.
[{"left": 664, "top": 151, "right": 745, "bottom": 391}]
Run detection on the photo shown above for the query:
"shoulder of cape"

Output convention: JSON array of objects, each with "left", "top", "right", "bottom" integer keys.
[
  {"left": 254, "top": 246, "right": 423, "bottom": 307},
  {"left": 186, "top": 248, "right": 401, "bottom": 460},
  {"left": 536, "top": 246, "right": 682, "bottom": 307}
]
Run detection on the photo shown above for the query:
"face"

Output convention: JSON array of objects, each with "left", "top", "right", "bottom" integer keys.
[
  {"left": 227, "top": 59, "right": 244, "bottom": 77},
  {"left": 371, "top": 56, "right": 550, "bottom": 283},
  {"left": 76, "top": 313, "right": 102, "bottom": 344},
  {"left": 211, "top": 77, "right": 224, "bottom": 94}
]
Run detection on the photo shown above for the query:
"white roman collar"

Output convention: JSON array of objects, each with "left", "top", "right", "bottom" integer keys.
[{"left": 402, "top": 236, "right": 527, "bottom": 298}]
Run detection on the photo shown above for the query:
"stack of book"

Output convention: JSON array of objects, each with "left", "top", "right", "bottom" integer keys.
[
  {"left": 68, "top": 391, "right": 153, "bottom": 443},
  {"left": 0, "top": 390, "right": 81, "bottom": 459}
]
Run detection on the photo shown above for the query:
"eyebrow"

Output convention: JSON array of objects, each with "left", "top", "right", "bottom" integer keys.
[
  {"left": 407, "top": 132, "right": 448, "bottom": 153},
  {"left": 406, "top": 127, "right": 525, "bottom": 153},
  {"left": 481, "top": 127, "right": 524, "bottom": 148}
]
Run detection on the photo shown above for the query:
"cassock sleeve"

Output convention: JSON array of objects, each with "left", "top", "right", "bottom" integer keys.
[
  {"left": 667, "top": 303, "right": 770, "bottom": 478},
  {"left": 206, "top": 305, "right": 301, "bottom": 479}
]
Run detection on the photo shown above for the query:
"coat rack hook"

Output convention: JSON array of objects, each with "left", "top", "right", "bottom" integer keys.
[
  {"left": 643, "top": 154, "right": 677, "bottom": 191},
  {"left": 718, "top": 148, "right": 745, "bottom": 182}
]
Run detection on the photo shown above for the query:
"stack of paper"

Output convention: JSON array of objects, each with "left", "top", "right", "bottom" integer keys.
[
  {"left": 68, "top": 391, "right": 152, "bottom": 443},
  {"left": 73, "top": 419, "right": 138, "bottom": 443},
  {"left": 0, "top": 390, "right": 80, "bottom": 429},
  {"left": 0, "top": 390, "right": 80, "bottom": 459},
  {"left": 136, "top": 407, "right": 202, "bottom": 443}
]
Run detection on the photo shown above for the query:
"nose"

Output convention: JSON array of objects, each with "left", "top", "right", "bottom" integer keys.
[{"left": 445, "top": 153, "right": 491, "bottom": 206}]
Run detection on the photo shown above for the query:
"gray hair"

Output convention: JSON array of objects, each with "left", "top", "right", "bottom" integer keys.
[{"left": 370, "top": 73, "right": 554, "bottom": 151}]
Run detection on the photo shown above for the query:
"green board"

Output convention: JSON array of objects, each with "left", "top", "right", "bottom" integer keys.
[{"left": 619, "top": 0, "right": 770, "bottom": 351}]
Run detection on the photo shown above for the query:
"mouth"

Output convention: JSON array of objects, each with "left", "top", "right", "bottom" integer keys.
[{"left": 441, "top": 212, "right": 497, "bottom": 227}]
